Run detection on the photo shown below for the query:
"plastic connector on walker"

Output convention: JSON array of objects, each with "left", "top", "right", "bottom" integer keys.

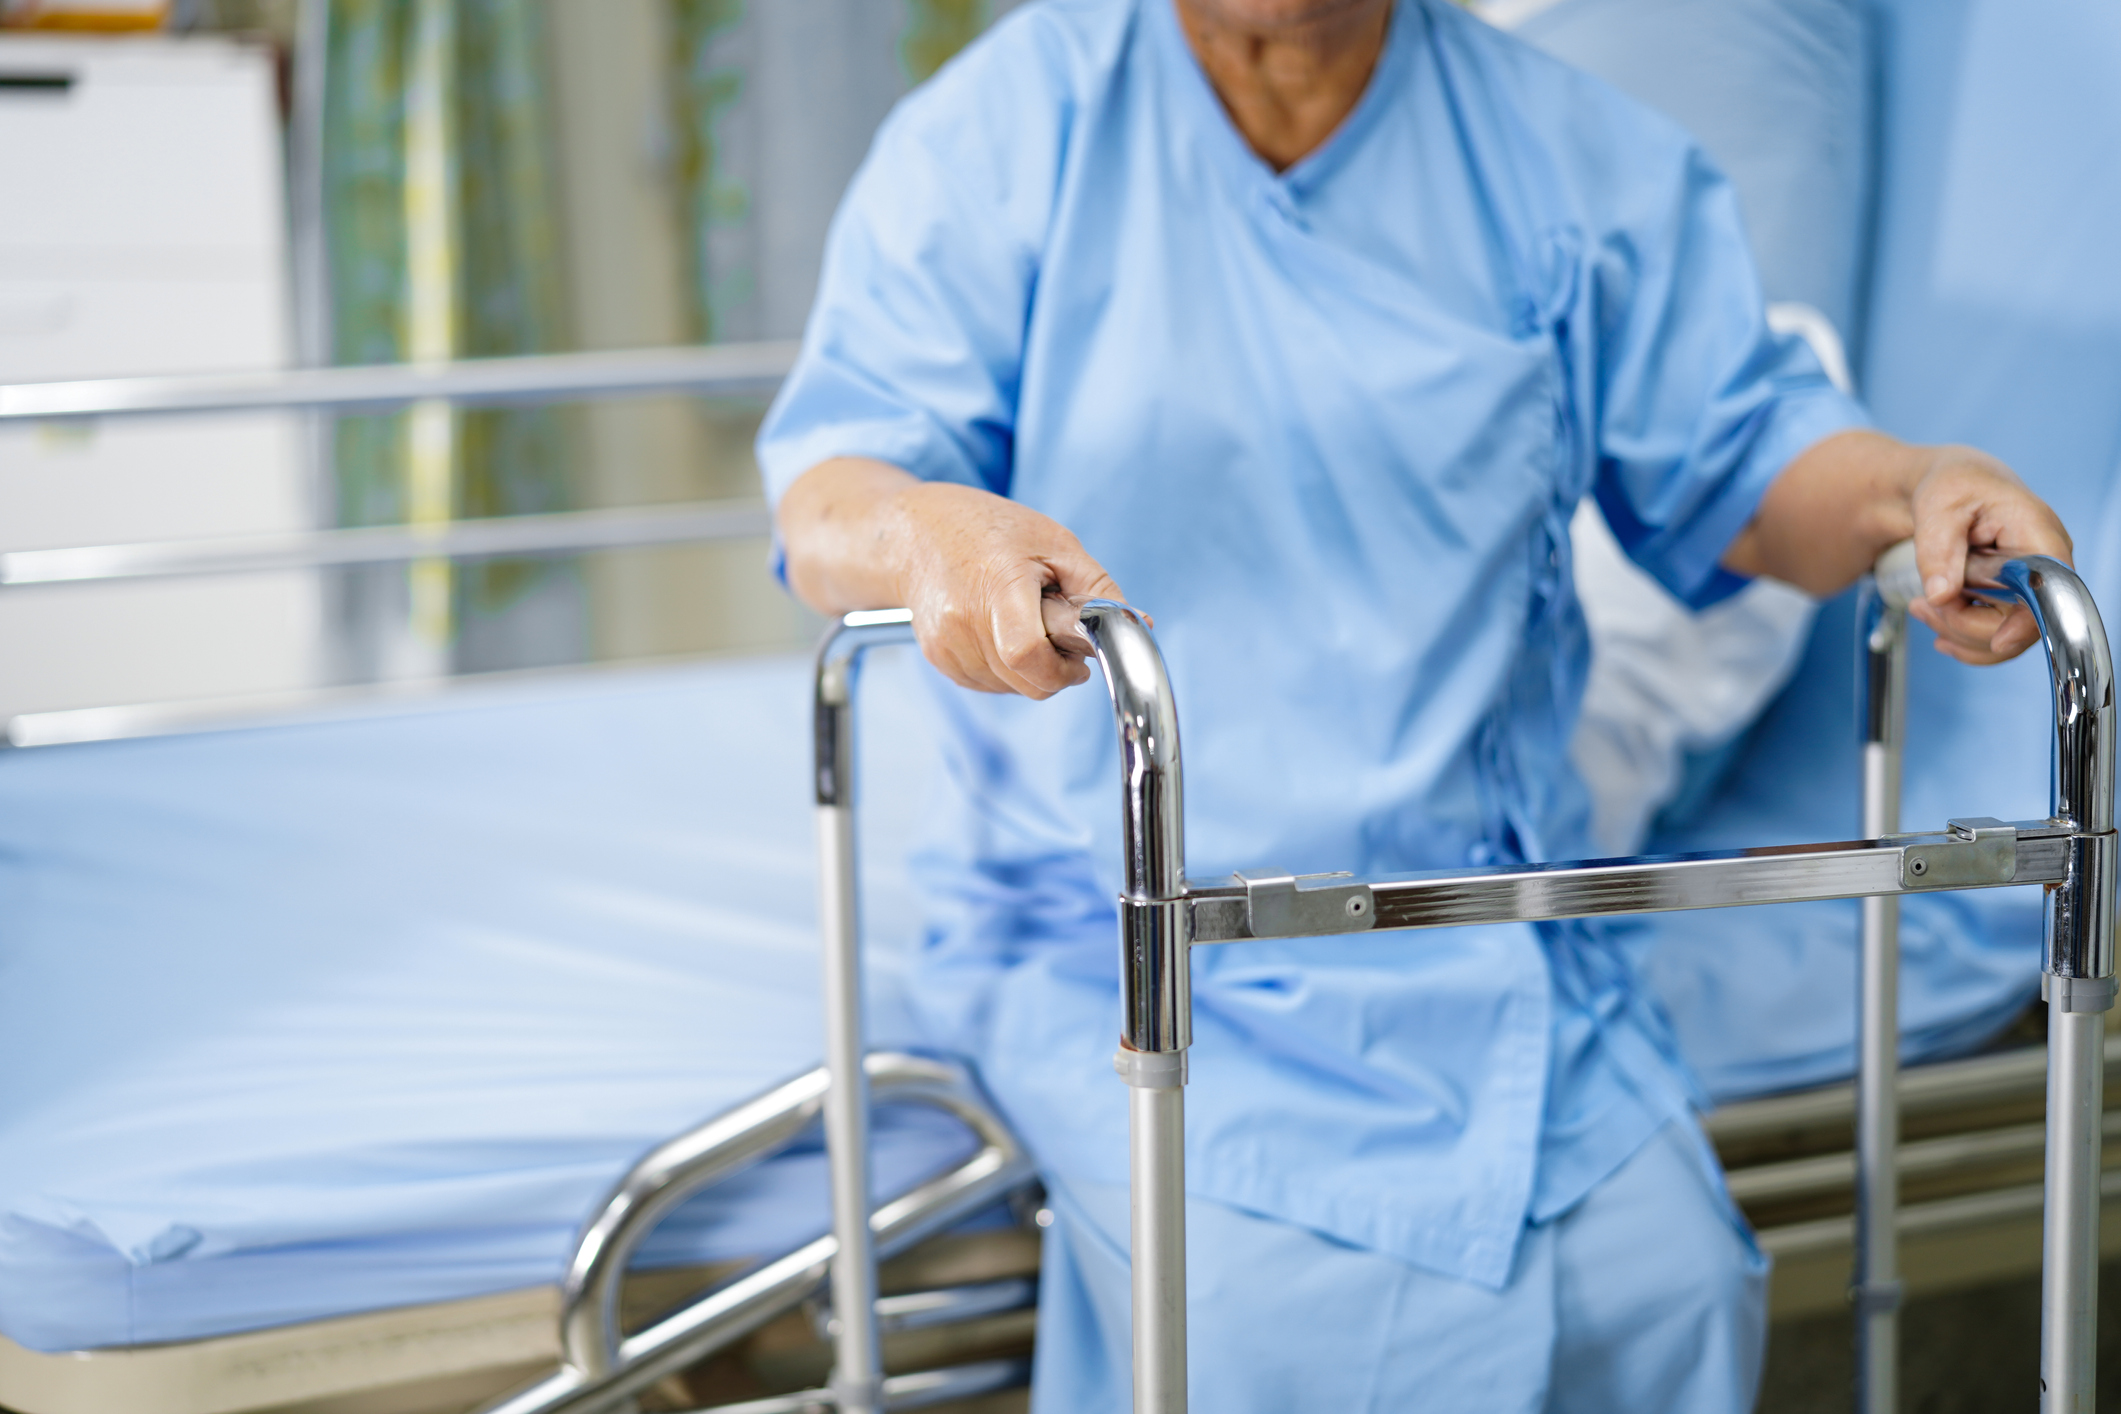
[
  {"left": 1872, "top": 539, "right": 1923, "bottom": 612},
  {"left": 2042, "top": 973, "right": 2119, "bottom": 1014},
  {"left": 1872, "top": 539, "right": 2019, "bottom": 613},
  {"left": 1114, "top": 1046, "right": 1188, "bottom": 1089}
]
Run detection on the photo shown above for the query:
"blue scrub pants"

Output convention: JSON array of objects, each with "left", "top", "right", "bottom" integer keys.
[{"left": 1030, "top": 1122, "right": 1767, "bottom": 1413}]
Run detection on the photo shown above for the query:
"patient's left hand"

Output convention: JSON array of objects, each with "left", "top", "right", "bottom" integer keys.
[{"left": 1905, "top": 445, "right": 2073, "bottom": 665}]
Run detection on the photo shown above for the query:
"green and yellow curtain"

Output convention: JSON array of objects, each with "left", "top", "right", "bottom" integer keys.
[{"left": 320, "top": 0, "right": 1000, "bottom": 663}]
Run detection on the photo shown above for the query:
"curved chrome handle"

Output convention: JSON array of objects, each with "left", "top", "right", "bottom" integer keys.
[
  {"left": 1868, "top": 545, "right": 2113, "bottom": 975},
  {"left": 1069, "top": 599, "right": 1190, "bottom": 1055},
  {"left": 556, "top": 1052, "right": 1031, "bottom": 1380},
  {"left": 1994, "top": 557, "right": 2115, "bottom": 837}
]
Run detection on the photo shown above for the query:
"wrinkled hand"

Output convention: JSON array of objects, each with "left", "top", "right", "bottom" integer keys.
[
  {"left": 1905, "top": 447, "right": 2074, "bottom": 665},
  {"left": 885, "top": 480, "right": 1127, "bottom": 698}
]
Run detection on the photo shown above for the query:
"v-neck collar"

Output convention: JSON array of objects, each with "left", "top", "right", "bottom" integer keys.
[{"left": 1150, "top": 0, "right": 1421, "bottom": 208}]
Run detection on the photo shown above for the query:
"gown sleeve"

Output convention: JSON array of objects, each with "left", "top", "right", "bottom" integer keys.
[
  {"left": 1576, "top": 120, "right": 1868, "bottom": 608},
  {"left": 753, "top": 44, "right": 1059, "bottom": 507}
]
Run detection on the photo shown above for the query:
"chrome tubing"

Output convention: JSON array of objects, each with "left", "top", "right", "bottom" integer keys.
[
  {"left": 1180, "top": 825, "right": 2075, "bottom": 940},
  {"left": 2044, "top": 1008, "right": 2107, "bottom": 1414},
  {"left": 499, "top": 1051, "right": 1030, "bottom": 1414},
  {"left": 815, "top": 610, "right": 918, "bottom": 1414},
  {"left": 0, "top": 341, "right": 800, "bottom": 423},
  {"left": 1075, "top": 600, "right": 1188, "bottom": 1051},
  {"left": 1074, "top": 599, "right": 1190, "bottom": 1414},
  {"left": 0, "top": 500, "right": 772, "bottom": 589},
  {"left": 558, "top": 1070, "right": 836, "bottom": 1381},
  {"left": 706, "top": 1357, "right": 1032, "bottom": 1414},
  {"left": 1988, "top": 557, "right": 2117, "bottom": 1414},
  {"left": 1855, "top": 561, "right": 1911, "bottom": 1414},
  {"left": 1998, "top": 560, "right": 2119, "bottom": 979}
]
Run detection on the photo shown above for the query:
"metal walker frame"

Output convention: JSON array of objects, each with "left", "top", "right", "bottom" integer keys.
[{"left": 814, "top": 551, "right": 2114, "bottom": 1414}]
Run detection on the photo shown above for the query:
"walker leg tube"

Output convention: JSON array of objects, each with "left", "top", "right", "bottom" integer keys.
[
  {"left": 1130, "top": 1082, "right": 1188, "bottom": 1414},
  {"left": 1077, "top": 601, "right": 1192, "bottom": 1414},
  {"left": 2042, "top": 1001, "right": 2105, "bottom": 1412},
  {"left": 819, "top": 798, "right": 883, "bottom": 1414},
  {"left": 813, "top": 614, "right": 914, "bottom": 1414},
  {"left": 1855, "top": 589, "right": 1906, "bottom": 1414},
  {"left": 1990, "top": 557, "right": 2117, "bottom": 1412},
  {"left": 1854, "top": 890, "right": 1902, "bottom": 1412}
]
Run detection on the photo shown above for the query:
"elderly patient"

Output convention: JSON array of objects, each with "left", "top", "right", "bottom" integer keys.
[{"left": 757, "top": 0, "right": 2071, "bottom": 1409}]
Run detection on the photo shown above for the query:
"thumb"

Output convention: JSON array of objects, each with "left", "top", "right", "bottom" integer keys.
[
  {"left": 1042, "top": 548, "right": 1129, "bottom": 608},
  {"left": 1913, "top": 492, "right": 1974, "bottom": 609}
]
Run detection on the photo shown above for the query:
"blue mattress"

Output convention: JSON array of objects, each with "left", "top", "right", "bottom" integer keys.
[{"left": 0, "top": 648, "right": 978, "bottom": 1353}]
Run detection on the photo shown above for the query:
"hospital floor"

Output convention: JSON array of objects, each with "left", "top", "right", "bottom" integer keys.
[
  {"left": 623, "top": 1243, "right": 2116, "bottom": 1414},
  {"left": 1757, "top": 1260, "right": 2121, "bottom": 1412}
]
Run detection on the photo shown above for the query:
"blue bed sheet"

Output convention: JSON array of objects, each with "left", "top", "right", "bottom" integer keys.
[{"left": 0, "top": 648, "right": 975, "bottom": 1352}]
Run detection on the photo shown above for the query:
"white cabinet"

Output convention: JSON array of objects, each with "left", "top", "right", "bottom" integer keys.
[{"left": 0, "top": 34, "right": 317, "bottom": 719}]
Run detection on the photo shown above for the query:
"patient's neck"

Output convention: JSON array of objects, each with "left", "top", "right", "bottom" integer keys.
[{"left": 1174, "top": 0, "right": 1393, "bottom": 171}]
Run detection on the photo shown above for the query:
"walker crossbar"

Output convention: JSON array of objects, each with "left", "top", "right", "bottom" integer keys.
[
  {"left": 815, "top": 554, "right": 2114, "bottom": 1414},
  {"left": 1176, "top": 822, "right": 2075, "bottom": 941}
]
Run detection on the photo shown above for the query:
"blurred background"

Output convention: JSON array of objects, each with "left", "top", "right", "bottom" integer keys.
[{"left": 0, "top": 0, "right": 1021, "bottom": 719}]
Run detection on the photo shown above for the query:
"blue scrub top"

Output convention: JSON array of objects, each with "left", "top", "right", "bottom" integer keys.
[{"left": 760, "top": 0, "right": 1860, "bottom": 1289}]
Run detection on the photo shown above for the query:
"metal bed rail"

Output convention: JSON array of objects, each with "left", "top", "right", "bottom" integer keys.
[
  {"left": 0, "top": 343, "right": 802, "bottom": 748},
  {"left": 0, "top": 342, "right": 798, "bottom": 422},
  {"left": 0, "top": 344, "right": 801, "bottom": 600},
  {"left": 813, "top": 550, "right": 2111, "bottom": 1413},
  {"left": 476, "top": 1052, "right": 1036, "bottom": 1414},
  {"left": 0, "top": 500, "right": 772, "bottom": 589}
]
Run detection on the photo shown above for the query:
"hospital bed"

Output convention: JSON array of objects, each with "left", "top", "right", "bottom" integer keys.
[
  {"left": 1, "top": 345, "right": 2114, "bottom": 1414},
  {"left": 0, "top": 348, "right": 1043, "bottom": 1414}
]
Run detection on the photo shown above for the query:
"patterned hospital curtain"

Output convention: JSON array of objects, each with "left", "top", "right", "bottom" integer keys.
[
  {"left": 666, "top": 0, "right": 1020, "bottom": 344},
  {"left": 322, "top": 0, "right": 580, "bottom": 676}
]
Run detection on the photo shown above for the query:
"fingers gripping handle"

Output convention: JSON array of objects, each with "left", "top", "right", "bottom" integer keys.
[{"left": 1043, "top": 589, "right": 1097, "bottom": 660}]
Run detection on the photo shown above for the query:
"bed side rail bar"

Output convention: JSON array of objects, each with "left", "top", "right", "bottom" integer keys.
[
  {"left": 0, "top": 350, "right": 789, "bottom": 587},
  {"left": 0, "top": 499, "right": 772, "bottom": 589},
  {"left": 477, "top": 1051, "right": 1033, "bottom": 1414},
  {"left": 0, "top": 341, "right": 799, "bottom": 422}
]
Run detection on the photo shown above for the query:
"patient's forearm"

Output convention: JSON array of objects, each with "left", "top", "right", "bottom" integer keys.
[
  {"left": 1719, "top": 430, "right": 1931, "bottom": 596},
  {"left": 777, "top": 456, "right": 923, "bottom": 617}
]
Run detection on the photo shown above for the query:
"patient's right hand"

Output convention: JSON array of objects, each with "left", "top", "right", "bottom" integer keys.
[{"left": 779, "top": 457, "right": 1127, "bottom": 700}]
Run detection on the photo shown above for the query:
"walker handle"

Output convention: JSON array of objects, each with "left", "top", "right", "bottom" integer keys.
[{"left": 1873, "top": 538, "right": 2017, "bottom": 612}]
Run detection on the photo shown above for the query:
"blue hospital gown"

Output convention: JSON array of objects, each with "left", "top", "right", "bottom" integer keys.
[{"left": 758, "top": 0, "right": 1861, "bottom": 1290}]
